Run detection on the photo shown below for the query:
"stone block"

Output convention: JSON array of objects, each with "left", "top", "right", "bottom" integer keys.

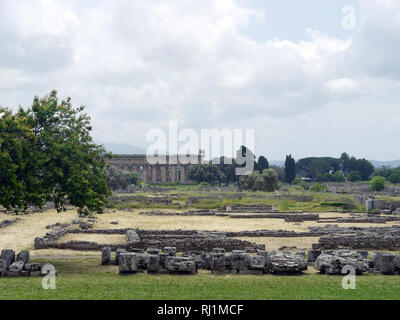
[
  {"left": 314, "top": 250, "right": 368, "bottom": 275},
  {"left": 147, "top": 248, "right": 160, "bottom": 255},
  {"left": 115, "top": 248, "right": 128, "bottom": 265},
  {"left": 0, "top": 259, "right": 6, "bottom": 273},
  {"left": 165, "top": 257, "right": 196, "bottom": 275},
  {"left": 126, "top": 229, "right": 140, "bottom": 244},
  {"left": 248, "top": 255, "right": 265, "bottom": 270},
  {"left": 210, "top": 253, "right": 225, "bottom": 272},
  {"left": 164, "top": 247, "right": 177, "bottom": 257},
  {"left": 1, "top": 249, "right": 15, "bottom": 268},
  {"left": 136, "top": 253, "right": 149, "bottom": 270},
  {"left": 101, "top": 247, "right": 111, "bottom": 265},
  {"left": 147, "top": 255, "right": 160, "bottom": 274},
  {"left": 266, "top": 253, "right": 308, "bottom": 274},
  {"left": 373, "top": 252, "right": 398, "bottom": 274},
  {"left": 24, "top": 262, "right": 41, "bottom": 272},
  {"left": 16, "top": 251, "right": 30, "bottom": 264},
  {"left": 119, "top": 253, "right": 138, "bottom": 274},
  {"left": 9, "top": 261, "right": 24, "bottom": 272}
]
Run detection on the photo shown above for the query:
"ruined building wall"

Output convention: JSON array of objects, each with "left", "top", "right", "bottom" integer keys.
[{"left": 106, "top": 154, "right": 203, "bottom": 184}]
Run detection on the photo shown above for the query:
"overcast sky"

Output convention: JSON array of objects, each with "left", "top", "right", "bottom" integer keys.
[{"left": 1, "top": 0, "right": 399, "bottom": 160}]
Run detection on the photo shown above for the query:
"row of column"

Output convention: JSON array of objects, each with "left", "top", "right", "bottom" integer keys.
[{"left": 136, "top": 165, "right": 187, "bottom": 183}]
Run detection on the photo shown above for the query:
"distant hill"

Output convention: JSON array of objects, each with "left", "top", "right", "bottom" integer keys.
[
  {"left": 97, "top": 142, "right": 146, "bottom": 155},
  {"left": 269, "top": 160, "right": 285, "bottom": 167},
  {"left": 369, "top": 160, "right": 400, "bottom": 168}
]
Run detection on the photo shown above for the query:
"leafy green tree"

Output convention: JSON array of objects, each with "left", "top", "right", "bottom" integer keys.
[
  {"left": 388, "top": 172, "right": 400, "bottom": 184},
  {"left": 239, "top": 169, "right": 279, "bottom": 192},
  {"left": 188, "top": 164, "right": 226, "bottom": 185},
  {"left": 284, "top": 155, "right": 296, "bottom": 183},
  {"left": 216, "top": 156, "right": 237, "bottom": 185},
  {"left": 257, "top": 156, "right": 269, "bottom": 173},
  {"left": 370, "top": 176, "right": 386, "bottom": 191},
  {"left": 262, "top": 169, "right": 279, "bottom": 192},
  {"left": 0, "top": 108, "right": 44, "bottom": 210},
  {"left": 270, "top": 165, "right": 285, "bottom": 182},
  {"left": 0, "top": 91, "right": 110, "bottom": 214},
  {"left": 348, "top": 171, "right": 361, "bottom": 182},
  {"left": 104, "top": 165, "right": 140, "bottom": 191}
]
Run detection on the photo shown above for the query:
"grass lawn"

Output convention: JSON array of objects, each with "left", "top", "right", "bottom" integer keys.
[{"left": 1, "top": 258, "right": 399, "bottom": 300}]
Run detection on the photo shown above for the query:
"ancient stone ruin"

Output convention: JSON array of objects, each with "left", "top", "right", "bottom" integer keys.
[{"left": 0, "top": 249, "right": 47, "bottom": 277}]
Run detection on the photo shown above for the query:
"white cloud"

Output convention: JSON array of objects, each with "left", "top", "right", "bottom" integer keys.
[{"left": 0, "top": 0, "right": 399, "bottom": 160}]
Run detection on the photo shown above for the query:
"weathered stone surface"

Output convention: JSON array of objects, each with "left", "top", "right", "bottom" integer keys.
[
  {"left": 307, "top": 250, "right": 322, "bottom": 265},
  {"left": 373, "top": 252, "right": 400, "bottom": 274},
  {"left": 147, "top": 255, "right": 160, "bottom": 273},
  {"left": 24, "top": 262, "right": 41, "bottom": 272},
  {"left": 9, "top": 261, "right": 24, "bottom": 272},
  {"left": 257, "top": 250, "right": 275, "bottom": 266},
  {"left": 210, "top": 253, "right": 226, "bottom": 272},
  {"left": 115, "top": 248, "right": 128, "bottom": 265},
  {"left": 248, "top": 255, "right": 265, "bottom": 270},
  {"left": 164, "top": 247, "right": 177, "bottom": 257},
  {"left": 1, "top": 249, "right": 15, "bottom": 268},
  {"left": 147, "top": 248, "right": 160, "bottom": 255},
  {"left": 231, "top": 251, "right": 249, "bottom": 272},
  {"left": 314, "top": 250, "right": 368, "bottom": 275},
  {"left": 119, "top": 253, "right": 138, "bottom": 274},
  {"left": 126, "top": 229, "right": 140, "bottom": 244},
  {"left": 101, "top": 247, "right": 111, "bottom": 265},
  {"left": 165, "top": 257, "right": 196, "bottom": 274},
  {"left": 136, "top": 253, "right": 149, "bottom": 270},
  {"left": 17, "top": 251, "right": 30, "bottom": 264},
  {"left": 266, "top": 253, "right": 308, "bottom": 274},
  {"left": 0, "top": 259, "right": 6, "bottom": 272}
]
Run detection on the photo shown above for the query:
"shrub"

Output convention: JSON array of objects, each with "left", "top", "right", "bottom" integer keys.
[
  {"left": 370, "top": 176, "right": 386, "bottom": 191},
  {"left": 310, "top": 184, "right": 327, "bottom": 192},
  {"left": 292, "top": 178, "right": 302, "bottom": 185},
  {"left": 240, "top": 169, "right": 279, "bottom": 192}
]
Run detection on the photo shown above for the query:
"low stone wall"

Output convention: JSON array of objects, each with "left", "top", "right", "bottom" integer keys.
[
  {"left": 34, "top": 227, "right": 264, "bottom": 252},
  {"left": 0, "top": 218, "right": 20, "bottom": 229}
]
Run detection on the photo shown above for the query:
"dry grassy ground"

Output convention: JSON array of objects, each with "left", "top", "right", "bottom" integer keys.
[{"left": 2, "top": 209, "right": 400, "bottom": 257}]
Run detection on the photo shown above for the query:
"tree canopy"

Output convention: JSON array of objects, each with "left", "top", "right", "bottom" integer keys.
[{"left": 0, "top": 91, "right": 110, "bottom": 214}]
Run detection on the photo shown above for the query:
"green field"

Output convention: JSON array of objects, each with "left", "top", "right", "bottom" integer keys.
[{"left": 1, "top": 258, "right": 399, "bottom": 300}]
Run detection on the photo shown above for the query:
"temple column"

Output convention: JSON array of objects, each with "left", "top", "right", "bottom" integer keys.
[{"left": 161, "top": 166, "right": 167, "bottom": 182}]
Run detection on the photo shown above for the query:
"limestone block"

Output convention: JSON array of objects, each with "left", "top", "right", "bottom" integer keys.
[
  {"left": 9, "top": 261, "right": 24, "bottom": 272},
  {"left": 147, "top": 255, "right": 160, "bottom": 274},
  {"left": 119, "top": 253, "right": 138, "bottom": 274},
  {"left": 101, "top": 247, "right": 111, "bottom": 265},
  {"left": 1, "top": 249, "right": 15, "bottom": 268},
  {"left": 17, "top": 251, "right": 30, "bottom": 264}
]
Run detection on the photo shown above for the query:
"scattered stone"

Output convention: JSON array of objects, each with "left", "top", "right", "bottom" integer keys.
[
  {"left": 126, "top": 229, "right": 140, "bottom": 244},
  {"left": 164, "top": 247, "right": 177, "bottom": 257},
  {"left": 147, "top": 255, "right": 160, "bottom": 274},
  {"left": 9, "top": 261, "right": 24, "bottom": 272},
  {"left": 119, "top": 253, "right": 138, "bottom": 274},
  {"left": 1, "top": 249, "right": 15, "bottom": 268},
  {"left": 266, "top": 253, "right": 308, "bottom": 274},
  {"left": 24, "top": 262, "right": 41, "bottom": 272},
  {"left": 0, "top": 259, "right": 6, "bottom": 273},
  {"left": 101, "top": 247, "right": 112, "bottom": 265},
  {"left": 165, "top": 257, "right": 196, "bottom": 275},
  {"left": 314, "top": 250, "right": 368, "bottom": 275},
  {"left": 17, "top": 251, "right": 30, "bottom": 264}
]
